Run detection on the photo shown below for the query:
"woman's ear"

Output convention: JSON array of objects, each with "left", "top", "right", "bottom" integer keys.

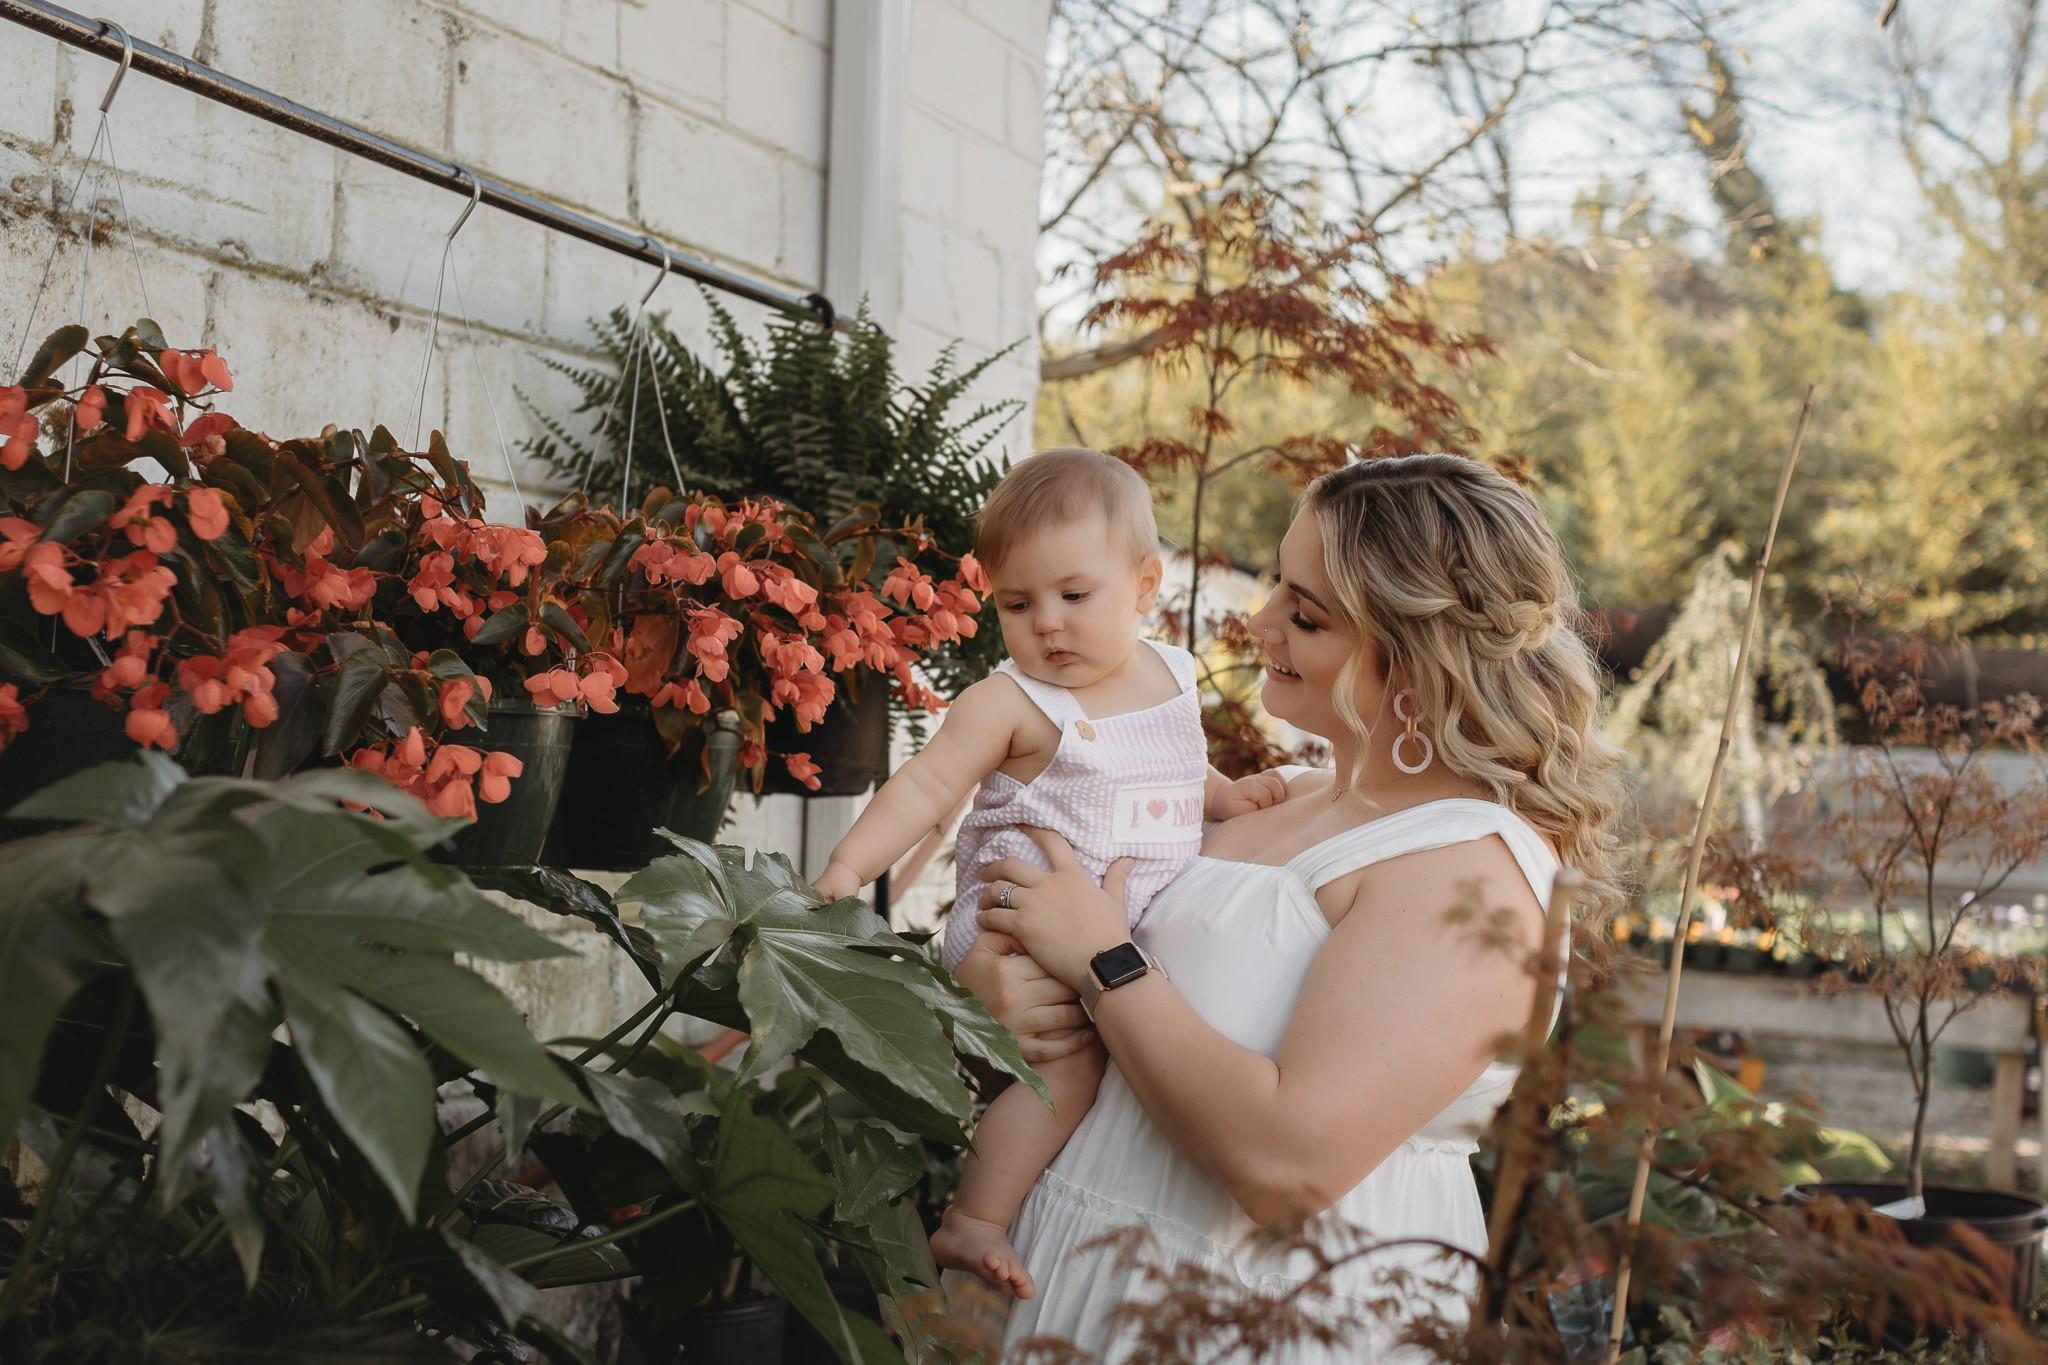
[{"left": 1135, "top": 555, "right": 1164, "bottom": 612}]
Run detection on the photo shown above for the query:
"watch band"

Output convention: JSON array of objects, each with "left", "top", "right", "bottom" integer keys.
[{"left": 1079, "top": 945, "right": 1165, "bottom": 1021}]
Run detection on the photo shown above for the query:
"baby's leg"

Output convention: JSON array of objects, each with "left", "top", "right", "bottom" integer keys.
[{"left": 931, "top": 1043, "right": 1107, "bottom": 1300}]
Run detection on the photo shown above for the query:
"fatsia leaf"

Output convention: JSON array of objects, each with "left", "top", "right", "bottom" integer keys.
[
  {"left": 710, "top": 1100, "right": 902, "bottom": 1364},
  {"left": 581, "top": 1069, "right": 714, "bottom": 1193},
  {"left": 268, "top": 931, "right": 582, "bottom": 1108},
  {"left": 439, "top": 1226, "right": 543, "bottom": 1329},
  {"left": 278, "top": 973, "right": 436, "bottom": 1220},
  {"left": 619, "top": 852, "right": 739, "bottom": 974},
  {"left": 252, "top": 808, "right": 568, "bottom": 962},
  {"left": 467, "top": 865, "right": 664, "bottom": 990},
  {"left": 0, "top": 879, "right": 93, "bottom": 1147},
  {"left": 94, "top": 834, "right": 277, "bottom": 1194},
  {"left": 824, "top": 1119, "right": 924, "bottom": 1227},
  {"left": 10, "top": 751, "right": 187, "bottom": 826},
  {"left": 201, "top": 1120, "right": 269, "bottom": 1289},
  {"left": 731, "top": 916, "right": 977, "bottom": 1130}
]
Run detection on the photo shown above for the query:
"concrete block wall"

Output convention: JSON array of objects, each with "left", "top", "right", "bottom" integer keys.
[{"left": 0, "top": 0, "right": 1050, "bottom": 1033}]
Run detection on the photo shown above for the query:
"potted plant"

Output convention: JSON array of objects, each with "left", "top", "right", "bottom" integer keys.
[
  {"left": 535, "top": 486, "right": 984, "bottom": 868},
  {"left": 0, "top": 321, "right": 564, "bottom": 857},
  {"left": 1797, "top": 639, "right": 2048, "bottom": 1310},
  {"left": 2, "top": 759, "right": 1037, "bottom": 1363},
  {"left": 527, "top": 297, "right": 1015, "bottom": 770}
]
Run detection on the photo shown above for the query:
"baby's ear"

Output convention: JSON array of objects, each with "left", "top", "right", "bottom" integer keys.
[{"left": 1134, "top": 555, "right": 1164, "bottom": 611}]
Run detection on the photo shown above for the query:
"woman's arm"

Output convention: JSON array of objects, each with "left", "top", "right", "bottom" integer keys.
[{"left": 978, "top": 831, "right": 1546, "bottom": 1225}]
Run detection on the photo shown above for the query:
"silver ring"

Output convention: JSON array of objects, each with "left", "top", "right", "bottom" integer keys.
[{"left": 996, "top": 880, "right": 1016, "bottom": 909}]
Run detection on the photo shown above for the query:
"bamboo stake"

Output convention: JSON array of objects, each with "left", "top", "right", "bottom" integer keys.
[
  {"left": 1601, "top": 387, "right": 1815, "bottom": 1364},
  {"left": 1484, "top": 868, "right": 1585, "bottom": 1315}
]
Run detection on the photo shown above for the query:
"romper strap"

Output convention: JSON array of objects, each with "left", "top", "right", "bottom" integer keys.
[
  {"left": 1142, "top": 638, "right": 1199, "bottom": 693},
  {"left": 992, "top": 657, "right": 1087, "bottom": 729}
]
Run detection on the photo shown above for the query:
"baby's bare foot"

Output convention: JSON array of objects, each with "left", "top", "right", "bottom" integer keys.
[{"left": 932, "top": 1207, "right": 1036, "bottom": 1300}]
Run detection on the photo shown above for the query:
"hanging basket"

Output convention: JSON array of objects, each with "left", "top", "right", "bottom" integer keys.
[
  {"left": 759, "top": 674, "right": 891, "bottom": 797},
  {"left": 0, "top": 684, "right": 248, "bottom": 841},
  {"left": 541, "top": 698, "right": 741, "bottom": 872},
  {"left": 435, "top": 696, "right": 580, "bottom": 868}
]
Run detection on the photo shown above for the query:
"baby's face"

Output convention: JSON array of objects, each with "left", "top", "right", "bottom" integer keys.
[{"left": 988, "top": 515, "right": 1160, "bottom": 688}]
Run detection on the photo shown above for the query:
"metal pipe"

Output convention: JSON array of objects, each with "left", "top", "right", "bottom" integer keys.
[{"left": 0, "top": 0, "right": 843, "bottom": 329}]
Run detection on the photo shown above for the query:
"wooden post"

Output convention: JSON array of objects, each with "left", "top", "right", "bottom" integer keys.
[
  {"left": 1603, "top": 388, "right": 1815, "bottom": 1364},
  {"left": 1990, "top": 1051, "right": 2024, "bottom": 1189}
]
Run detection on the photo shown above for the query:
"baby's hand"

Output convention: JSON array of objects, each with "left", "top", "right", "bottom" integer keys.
[
  {"left": 1209, "top": 770, "right": 1289, "bottom": 820},
  {"left": 812, "top": 861, "right": 864, "bottom": 903}
]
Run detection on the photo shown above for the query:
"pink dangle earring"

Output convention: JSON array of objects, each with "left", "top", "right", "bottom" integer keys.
[{"left": 1391, "top": 688, "right": 1434, "bottom": 775}]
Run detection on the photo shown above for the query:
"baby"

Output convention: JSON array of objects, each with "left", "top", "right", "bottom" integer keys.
[{"left": 812, "top": 448, "right": 1286, "bottom": 1298}]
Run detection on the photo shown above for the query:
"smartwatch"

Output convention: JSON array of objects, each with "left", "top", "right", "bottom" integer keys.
[{"left": 1079, "top": 941, "right": 1164, "bottom": 1021}]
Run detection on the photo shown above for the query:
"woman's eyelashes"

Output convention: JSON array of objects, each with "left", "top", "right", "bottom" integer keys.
[{"left": 1290, "top": 612, "right": 1321, "bottom": 634}]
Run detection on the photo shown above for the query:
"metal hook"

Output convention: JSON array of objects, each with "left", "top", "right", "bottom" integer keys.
[
  {"left": 95, "top": 20, "right": 133, "bottom": 114},
  {"left": 444, "top": 165, "right": 483, "bottom": 243},
  {"left": 637, "top": 236, "right": 673, "bottom": 309}
]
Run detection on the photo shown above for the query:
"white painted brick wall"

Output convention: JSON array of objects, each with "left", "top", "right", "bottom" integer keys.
[{"left": 0, "top": 0, "right": 1049, "bottom": 953}]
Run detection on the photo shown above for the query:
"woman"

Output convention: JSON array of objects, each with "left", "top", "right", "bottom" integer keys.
[{"left": 956, "top": 453, "right": 1625, "bottom": 1360}]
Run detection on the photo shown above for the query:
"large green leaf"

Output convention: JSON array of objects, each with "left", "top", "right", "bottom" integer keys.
[
  {"left": 581, "top": 1069, "right": 715, "bottom": 1193},
  {"left": 278, "top": 972, "right": 436, "bottom": 1220},
  {"left": 824, "top": 1119, "right": 924, "bottom": 1227},
  {"left": 468, "top": 865, "right": 664, "bottom": 990},
  {"left": 439, "top": 1226, "right": 543, "bottom": 1329},
  {"left": 0, "top": 889, "right": 91, "bottom": 1147},
  {"left": 267, "top": 931, "right": 581, "bottom": 1108},
  {"left": 621, "top": 851, "right": 741, "bottom": 973},
  {"left": 96, "top": 834, "right": 277, "bottom": 1193},
  {"left": 710, "top": 1100, "right": 902, "bottom": 1364},
  {"left": 252, "top": 809, "right": 569, "bottom": 962},
  {"left": 10, "top": 751, "right": 186, "bottom": 825}
]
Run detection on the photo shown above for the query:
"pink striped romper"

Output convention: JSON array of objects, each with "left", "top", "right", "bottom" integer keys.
[{"left": 940, "top": 639, "right": 1209, "bottom": 975}]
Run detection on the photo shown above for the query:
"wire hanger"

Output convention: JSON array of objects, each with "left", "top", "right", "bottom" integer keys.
[
  {"left": 580, "top": 235, "right": 686, "bottom": 512},
  {"left": 406, "top": 165, "right": 526, "bottom": 514}
]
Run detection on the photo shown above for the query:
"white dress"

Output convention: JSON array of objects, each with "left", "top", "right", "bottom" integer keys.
[{"left": 1001, "top": 787, "right": 1562, "bottom": 1362}]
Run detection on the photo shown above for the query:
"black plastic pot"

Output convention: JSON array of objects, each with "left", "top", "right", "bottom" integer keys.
[
  {"left": 781, "top": 1262, "right": 883, "bottom": 1365},
  {"left": 1793, "top": 1182, "right": 2048, "bottom": 1315},
  {"left": 541, "top": 699, "right": 741, "bottom": 871},
  {"left": 436, "top": 697, "right": 579, "bottom": 867},
  {"left": 676, "top": 1296, "right": 787, "bottom": 1361},
  {"left": 760, "top": 676, "right": 890, "bottom": 797},
  {"left": 0, "top": 684, "right": 245, "bottom": 841}
]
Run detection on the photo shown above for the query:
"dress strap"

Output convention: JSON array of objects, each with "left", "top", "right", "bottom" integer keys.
[
  {"left": 993, "top": 657, "right": 1087, "bottom": 729},
  {"left": 1286, "top": 799, "right": 1560, "bottom": 908}
]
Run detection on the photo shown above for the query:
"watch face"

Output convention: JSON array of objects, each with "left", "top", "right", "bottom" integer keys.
[{"left": 1091, "top": 941, "right": 1149, "bottom": 988}]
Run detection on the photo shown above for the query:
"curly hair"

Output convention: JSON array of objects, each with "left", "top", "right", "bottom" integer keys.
[{"left": 1305, "top": 453, "right": 1628, "bottom": 921}]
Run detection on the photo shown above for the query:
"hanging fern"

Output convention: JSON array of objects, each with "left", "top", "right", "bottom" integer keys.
[{"left": 523, "top": 295, "right": 1021, "bottom": 697}]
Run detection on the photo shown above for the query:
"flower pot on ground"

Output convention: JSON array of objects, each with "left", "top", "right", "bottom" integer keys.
[
  {"left": 781, "top": 1261, "right": 883, "bottom": 1365},
  {"left": 540, "top": 699, "right": 741, "bottom": 871},
  {"left": 673, "top": 1296, "right": 788, "bottom": 1362},
  {"left": 1793, "top": 1183, "right": 2048, "bottom": 1317},
  {"left": 759, "top": 673, "right": 890, "bottom": 797},
  {"left": 435, "top": 695, "right": 578, "bottom": 866}
]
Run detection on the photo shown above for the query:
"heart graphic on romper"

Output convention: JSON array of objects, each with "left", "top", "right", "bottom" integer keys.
[{"left": 1145, "top": 799, "right": 1169, "bottom": 821}]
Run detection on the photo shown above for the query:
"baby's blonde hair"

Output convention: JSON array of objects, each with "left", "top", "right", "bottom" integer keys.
[
  {"left": 1305, "top": 453, "right": 1628, "bottom": 922},
  {"left": 975, "top": 448, "right": 1159, "bottom": 574}
]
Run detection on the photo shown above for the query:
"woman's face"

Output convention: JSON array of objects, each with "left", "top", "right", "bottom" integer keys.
[{"left": 1248, "top": 510, "right": 1388, "bottom": 739}]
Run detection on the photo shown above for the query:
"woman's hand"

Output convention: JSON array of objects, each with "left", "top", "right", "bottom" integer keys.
[
  {"left": 954, "top": 930, "right": 1097, "bottom": 1063},
  {"left": 977, "top": 828, "right": 1133, "bottom": 992}
]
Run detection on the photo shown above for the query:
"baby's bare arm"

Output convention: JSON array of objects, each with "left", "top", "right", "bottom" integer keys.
[{"left": 816, "top": 676, "right": 1027, "bottom": 893}]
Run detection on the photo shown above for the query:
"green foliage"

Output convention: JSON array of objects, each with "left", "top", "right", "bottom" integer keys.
[
  {"left": 0, "top": 762, "right": 1036, "bottom": 1362},
  {"left": 525, "top": 298, "right": 1021, "bottom": 695}
]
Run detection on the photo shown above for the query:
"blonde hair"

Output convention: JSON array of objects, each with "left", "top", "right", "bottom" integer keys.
[
  {"left": 1305, "top": 454, "right": 1627, "bottom": 921},
  {"left": 975, "top": 448, "right": 1159, "bottom": 573}
]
